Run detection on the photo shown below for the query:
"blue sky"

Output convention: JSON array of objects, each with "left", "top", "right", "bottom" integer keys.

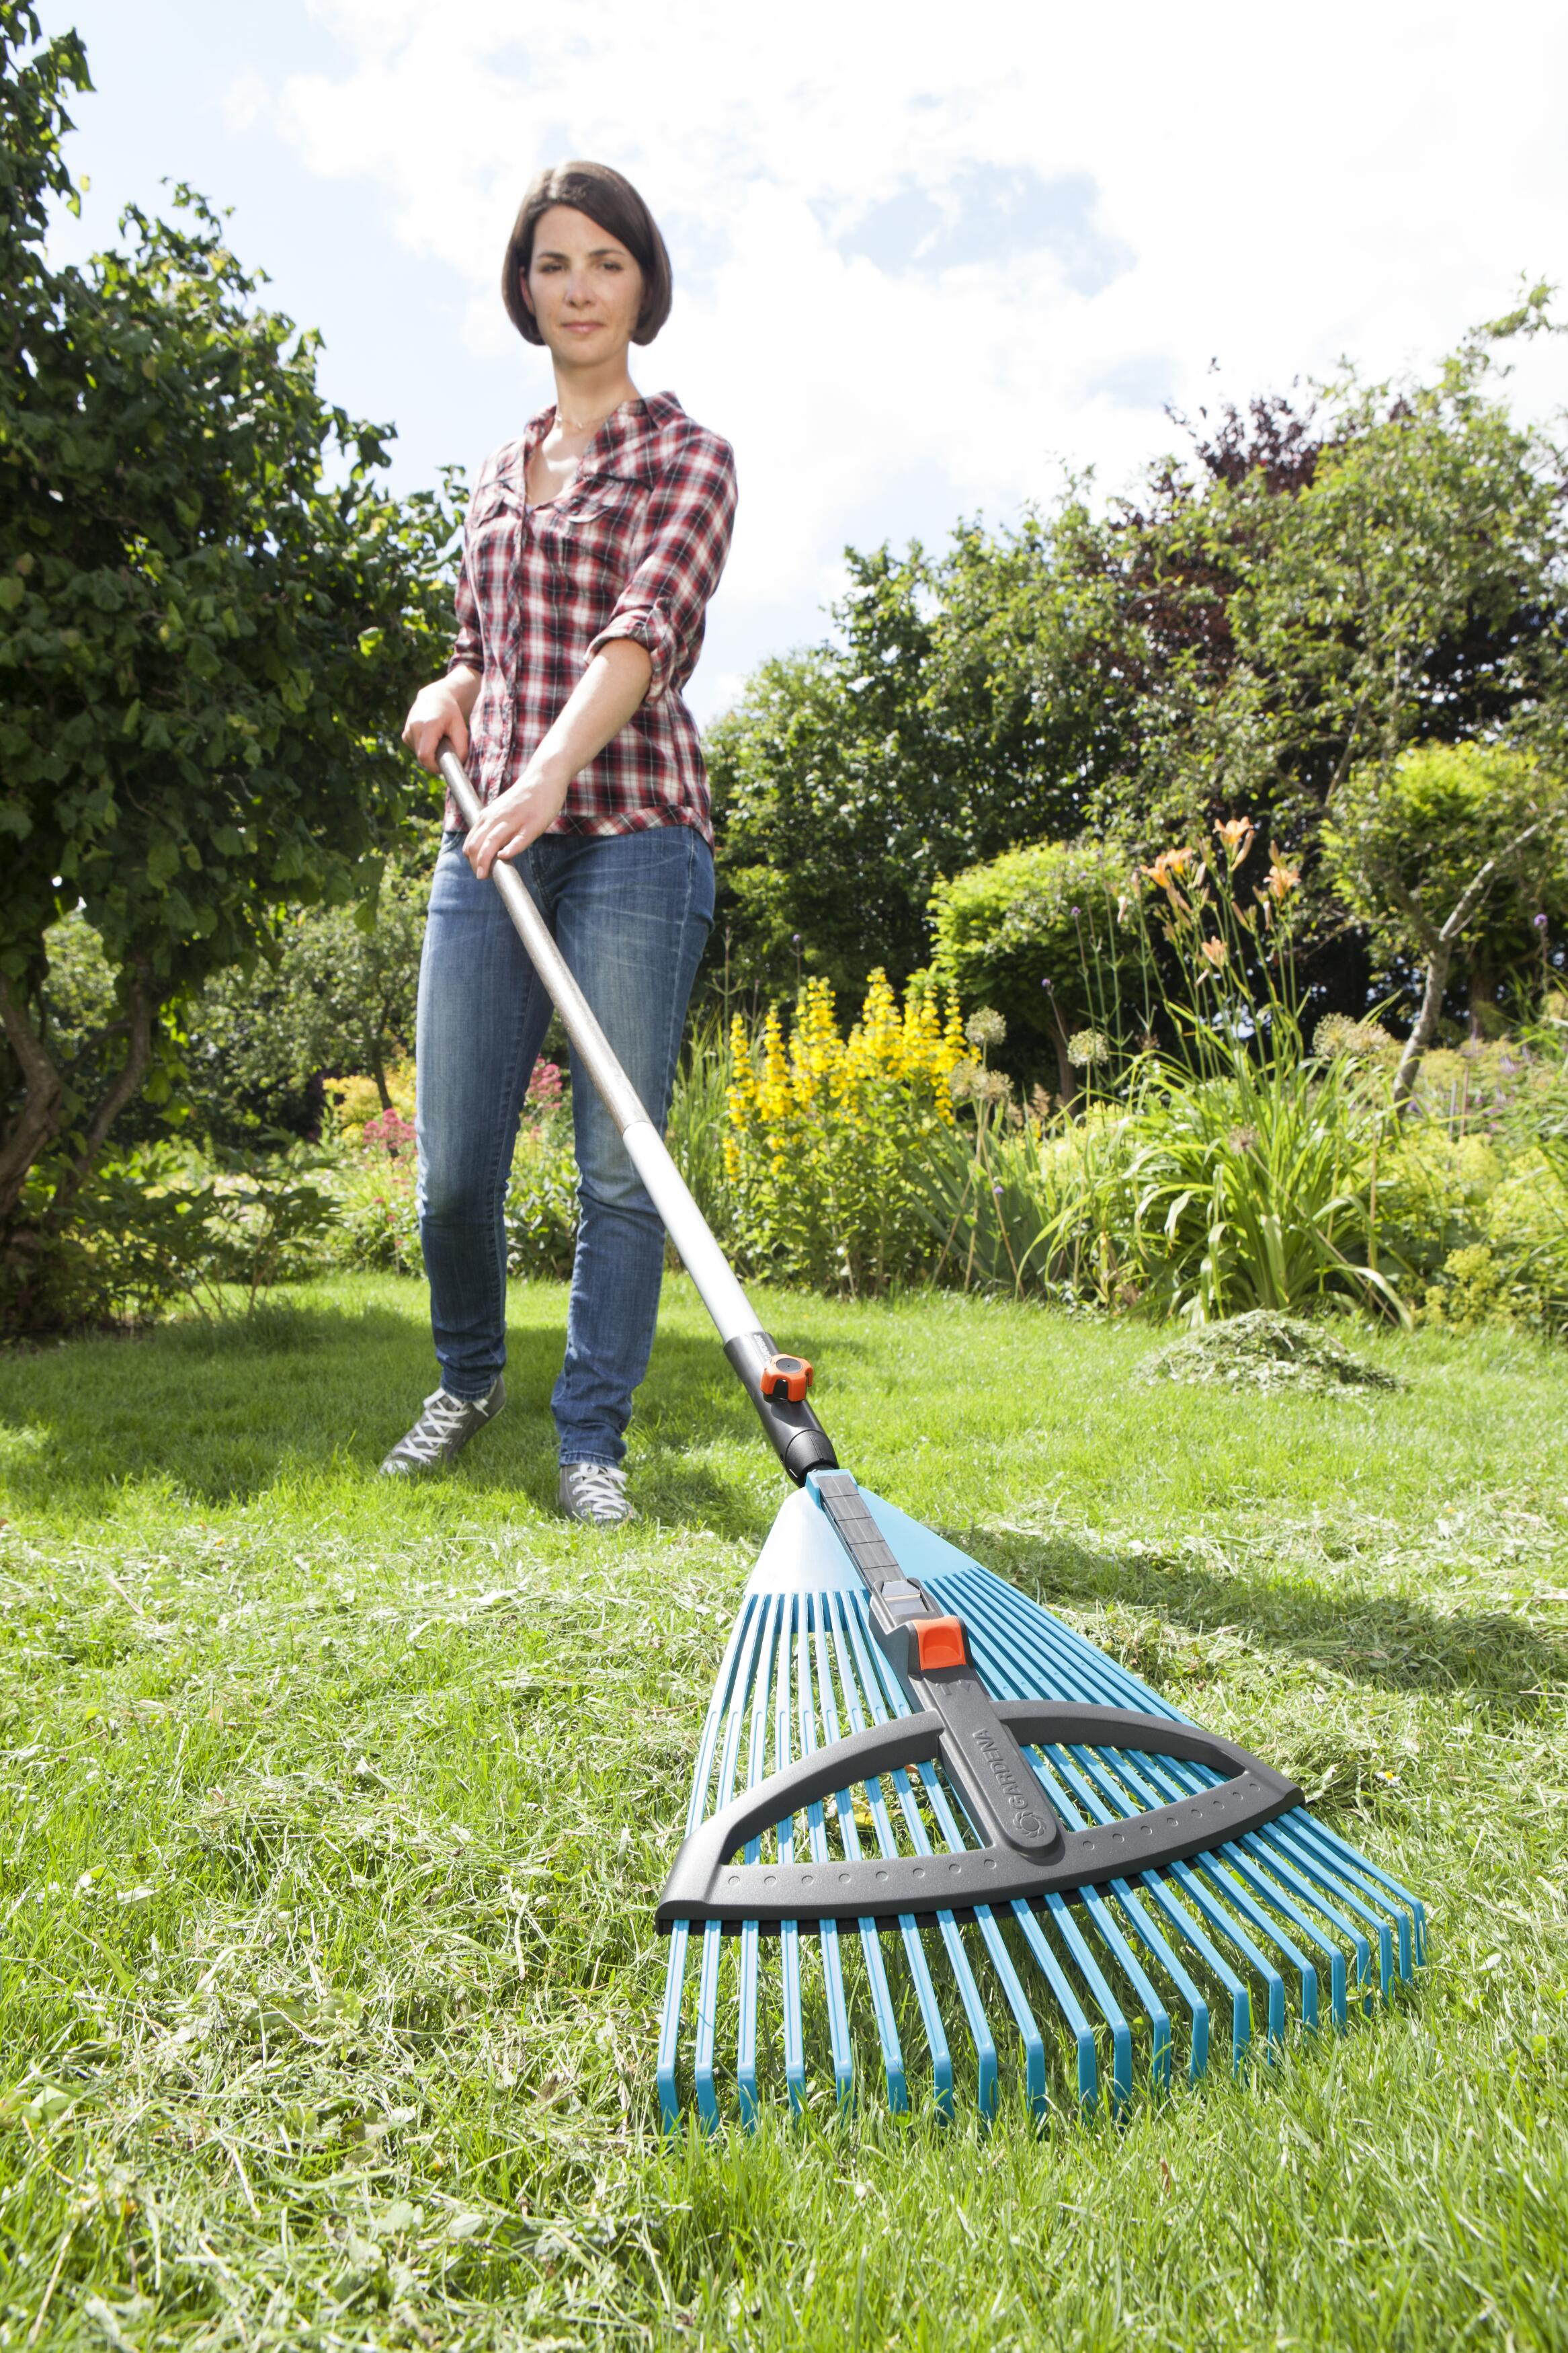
[{"left": 47, "top": 0, "right": 1568, "bottom": 721}]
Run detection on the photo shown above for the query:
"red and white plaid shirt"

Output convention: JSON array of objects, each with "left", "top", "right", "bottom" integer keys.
[{"left": 447, "top": 391, "right": 736, "bottom": 842}]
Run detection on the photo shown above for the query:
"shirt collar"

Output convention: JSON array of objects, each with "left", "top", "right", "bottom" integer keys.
[{"left": 511, "top": 390, "right": 684, "bottom": 488}]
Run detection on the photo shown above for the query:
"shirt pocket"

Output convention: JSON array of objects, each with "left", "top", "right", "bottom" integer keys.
[{"left": 541, "top": 479, "right": 642, "bottom": 590}]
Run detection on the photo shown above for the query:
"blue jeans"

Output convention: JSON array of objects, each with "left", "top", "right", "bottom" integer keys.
[{"left": 415, "top": 823, "right": 714, "bottom": 1464}]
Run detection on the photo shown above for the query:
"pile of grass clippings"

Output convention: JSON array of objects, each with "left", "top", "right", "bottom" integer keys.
[{"left": 1141, "top": 1308, "right": 1403, "bottom": 1393}]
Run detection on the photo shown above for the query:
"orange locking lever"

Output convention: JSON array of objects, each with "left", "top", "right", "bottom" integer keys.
[
  {"left": 910, "top": 1616, "right": 968, "bottom": 1672},
  {"left": 760, "top": 1353, "right": 814, "bottom": 1404}
]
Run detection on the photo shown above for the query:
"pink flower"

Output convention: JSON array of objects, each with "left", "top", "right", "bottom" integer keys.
[{"left": 363, "top": 1109, "right": 417, "bottom": 1155}]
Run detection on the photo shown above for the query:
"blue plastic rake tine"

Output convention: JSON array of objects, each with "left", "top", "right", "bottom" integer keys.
[
  {"left": 659, "top": 1591, "right": 764, "bottom": 2132},
  {"left": 1067, "top": 1737, "right": 1347, "bottom": 2023},
  {"left": 776, "top": 1597, "right": 805, "bottom": 2112},
  {"left": 1273, "top": 1817, "right": 1398, "bottom": 1997},
  {"left": 1241, "top": 1829, "right": 1371, "bottom": 2022},
  {"left": 657, "top": 1925, "right": 691, "bottom": 2134},
  {"left": 957, "top": 1572, "right": 1414, "bottom": 1987},
  {"left": 1109, "top": 1877, "right": 1210, "bottom": 2082},
  {"left": 1001, "top": 1747, "right": 1145, "bottom": 2108},
  {"left": 817, "top": 1595, "right": 909, "bottom": 2112},
  {"left": 1015, "top": 1744, "right": 1165, "bottom": 2067},
  {"left": 1299, "top": 1818, "right": 1424, "bottom": 1975},
  {"left": 1170, "top": 1856, "right": 1288, "bottom": 2048},
  {"left": 1008, "top": 1899, "right": 1100, "bottom": 2108},
  {"left": 1137, "top": 1866, "right": 1253, "bottom": 2069},
  {"left": 736, "top": 1596, "right": 784, "bottom": 2128},
  {"left": 952, "top": 1574, "right": 1164, "bottom": 1711},
  {"left": 993, "top": 1728, "right": 1249, "bottom": 2082},
  {"left": 835, "top": 1598, "right": 958, "bottom": 2116},
  {"left": 1250, "top": 1818, "right": 1381, "bottom": 1983},
  {"left": 1190, "top": 1853, "right": 1321, "bottom": 2032},
  {"left": 798, "top": 1597, "right": 854, "bottom": 2108},
  {"left": 694, "top": 1591, "right": 772, "bottom": 2130}
]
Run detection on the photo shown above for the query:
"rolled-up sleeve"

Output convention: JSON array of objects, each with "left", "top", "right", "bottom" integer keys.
[
  {"left": 587, "top": 433, "right": 737, "bottom": 704},
  {"left": 448, "top": 546, "right": 484, "bottom": 676},
  {"left": 448, "top": 491, "right": 485, "bottom": 676}
]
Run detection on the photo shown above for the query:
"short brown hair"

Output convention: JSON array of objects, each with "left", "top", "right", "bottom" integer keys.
[{"left": 501, "top": 162, "right": 672, "bottom": 347}]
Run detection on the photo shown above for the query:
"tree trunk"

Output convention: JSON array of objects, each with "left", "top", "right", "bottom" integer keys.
[
  {"left": 48, "top": 971, "right": 159, "bottom": 1223},
  {"left": 0, "top": 980, "right": 65, "bottom": 1222},
  {"left": 1391, "top": 941, "right": 1452, "bottom": 1113},
  {"left": 370, "top": 1042, "right": 392, "bottom": 1113},
  {"left": 1383, "top": 815, "right": 1546, "bottom": 1118}
]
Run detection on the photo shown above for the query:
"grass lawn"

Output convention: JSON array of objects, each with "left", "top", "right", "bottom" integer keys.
[{"left": 0, "top": 1272, "right": 1565, "bottom": 2350}]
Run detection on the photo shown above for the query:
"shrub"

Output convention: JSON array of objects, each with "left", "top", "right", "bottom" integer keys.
[
  {"left": 926, "top": 837, "right": 1146, "bottom": 1098},
  {"left": 1, "top": 1146, "right": 339, "bottom": 1334},
  {"left": 725, "top": 971, "right": 964, "bottom": 1293}
]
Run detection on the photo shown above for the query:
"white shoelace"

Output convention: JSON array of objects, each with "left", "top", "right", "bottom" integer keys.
[
  {"left": 563, "top": 1462, "right": 632, "bottom": 1523},
  {"left": 401, "top": 1388, "right": 480, "bottom": 1462}
]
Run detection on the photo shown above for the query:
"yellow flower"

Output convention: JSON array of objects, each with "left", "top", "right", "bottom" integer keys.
[{"left": 1200, "top": 936, "right": 1228, "bottom": 969}]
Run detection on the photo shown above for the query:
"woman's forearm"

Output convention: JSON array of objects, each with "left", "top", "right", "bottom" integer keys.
[
  {"left": 528, "top": 639, "right": 653, "bottom": 789},
  {"left": 458, "top": 638, "right": 654, "bottom": 875},
  {"left": 446, "top": 664, "right": 482, "bottom": 720}
]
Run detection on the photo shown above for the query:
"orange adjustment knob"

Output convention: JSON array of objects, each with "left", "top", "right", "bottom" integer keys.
[
  {"left": 912, "top": 1616, "right": 968, "bottom": 1672},
  {"left": 760, "top": 1353, "right": 814, "bottom": 1404}
]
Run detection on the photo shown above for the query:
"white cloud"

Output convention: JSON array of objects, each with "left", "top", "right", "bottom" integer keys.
[{"left": 256, "top": 0, "right": 1566, "bottom": 702}]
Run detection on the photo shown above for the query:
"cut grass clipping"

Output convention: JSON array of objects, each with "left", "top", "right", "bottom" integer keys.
[
  {"left": 1142, "top": 1308, "right": 1403, "bottom": 1394},
  {"left": 0, "top": 1275, "right": 1564, "bottom": 2350}
]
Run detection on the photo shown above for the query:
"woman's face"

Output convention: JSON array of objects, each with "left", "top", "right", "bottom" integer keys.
[{"left": 522, "top": 204, "right": 644, "bottom": 367}]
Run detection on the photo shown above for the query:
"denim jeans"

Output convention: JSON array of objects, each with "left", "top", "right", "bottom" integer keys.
[{"left": 415, "top": 822, "right": 714, "bottom": 1464}]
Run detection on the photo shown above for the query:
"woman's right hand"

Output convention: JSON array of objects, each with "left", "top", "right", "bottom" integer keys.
[{"left": 401, "top": 678, "right": 472, "bottom": 774}]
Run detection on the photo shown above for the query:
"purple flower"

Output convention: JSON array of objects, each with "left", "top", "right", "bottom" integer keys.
[
  {"left": 1535, "top": 913, "right": 1550, "bottom": 929},
  {"left": 992, "top": 1182, "right": 1004, "bottom": 1196}
]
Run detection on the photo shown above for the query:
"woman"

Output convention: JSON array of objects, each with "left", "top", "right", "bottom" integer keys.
[{"left": 385, "top": 161, "right": 736, "bottom": 1524}]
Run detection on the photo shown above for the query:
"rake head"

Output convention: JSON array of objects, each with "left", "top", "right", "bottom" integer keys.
[{"left": 657, "top": 1482, "right": 1426, "bottom": 2130}]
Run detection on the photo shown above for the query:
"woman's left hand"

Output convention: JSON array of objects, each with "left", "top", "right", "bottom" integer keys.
[{"left": 463, "top": 762, "right": 570, "bottom": 878}]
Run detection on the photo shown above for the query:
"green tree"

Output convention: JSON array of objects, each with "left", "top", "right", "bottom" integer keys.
[
  {"left": 0, "top": 5, "right": 451, "bottom": 1262},
  {"left": 1321, "top": 743, "right": 1568, "bottom": 1106},
  {"left": 708, "top": 537, "right": 1110, "bottom": 999},
  {"left": 1231, "top": 296, "right": 1568, "bottom": 817}
]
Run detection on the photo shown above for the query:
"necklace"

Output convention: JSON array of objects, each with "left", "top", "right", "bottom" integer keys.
[{"left": 554, "top": 395, "right": 632, "bottom": 439}]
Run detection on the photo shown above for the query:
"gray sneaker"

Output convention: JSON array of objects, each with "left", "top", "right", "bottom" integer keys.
[
  {"left": 558, "top": 1461, "right": 636, "bottom": 1525},
  {"left": 380, "top": 1378, "right": 505, "bottom": 1476}
]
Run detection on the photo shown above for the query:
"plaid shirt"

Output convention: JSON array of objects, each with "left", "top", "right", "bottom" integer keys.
[{"left": 447, "top": 391, "right": 736, "bottom": 842}]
